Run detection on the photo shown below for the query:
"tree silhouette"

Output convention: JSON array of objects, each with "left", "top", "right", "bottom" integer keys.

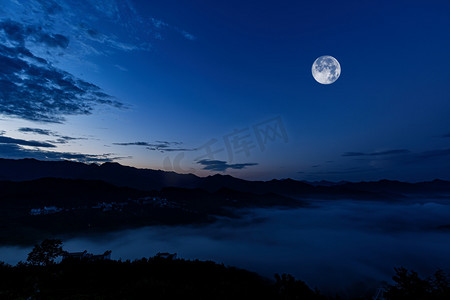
[
  {"left": 430, "top": 269, "right": 450, "bottom": 300},
  {"left": 274, "top": 273, "right": 324, "bottom": 299},
  {"left": 384, "top": 267, "right": 432, "bottom": 300},
  {"left": 27, "top": 239, "right": 65, "bottom": 266}
]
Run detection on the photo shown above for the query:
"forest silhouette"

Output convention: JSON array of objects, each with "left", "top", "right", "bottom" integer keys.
[{"left": 0, "top": 239, "right": 449, "bottom": 299}]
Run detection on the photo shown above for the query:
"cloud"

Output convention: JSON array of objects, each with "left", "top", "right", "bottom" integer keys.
[
  {"left": 0, "top": 143, "right": 124, "bottom": 163},
  {"left": 442, "top": 133, "right": 450, "bottom": 138},
  {"left": 151, "top": 18, "right": 169, "bottom": 29},
  {"left": 149, "top": 17, "right": 196, "bottom": 41},
  {"left": 18, "top": 127, "right": 55, "bottom": 136},
  {"left": 114, "top": 64, "right": 128, "bottom": 72},
  {"left": 197, "top": 159, "right": 258, "bottom": 172},
  {"left": 0, "top": 19, "right": 69, "bottom": 50},
  {"left": 342, "top": 147, "right": 450, "bottom": 162},
  {"left": 0, "top": 0, "right": 197, "bottom": 123},
  {"left": 180, "top": 30, "right": 196, "bottom": 41},
  {"left": 18, "top": 127, "right": 84, "bottom": 144},
  {"left": 114, "top": 142, "right": 155, "bottom": 146},
  {"left": 342, "top": 152, "right": 366, "bottom": 157},
  {"left": 38, "top": 33, "right": 70, "bottom": 48},
  {"left": 1, "top": 1, "right": 144, "bottom": 58},
  {"left": 1, "top": 0, "right": 195, "bottom": 61},
  {"left": 113, "top": 141, "right": 196, "bottom": 152},
  {"left": 371, "top": 149, "right": 410, "bottom": 156},
  {"left": 299, "top": 146, "right": 450, "bottom": 180},
  {"left": 0, "top": 135, "right": 56, "bottom": 148},
  {"left": 342, "top": 149, "right": 410, "bottom": 157},
  {"left": 357, "top": 148, "right": 450, "bottom": 163},
  {"left": 415, "top": 148, "right": 450, "bottom": 160},
  {"left": 0, "top": 28, "right": 123, "bottom": 122},
  {"left": 333, "top": 147, "right": 450, "bottom": 179}
]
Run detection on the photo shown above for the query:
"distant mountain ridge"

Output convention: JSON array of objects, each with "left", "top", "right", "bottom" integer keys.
[
  {"left": 1, "top": 158, "right": 450, "bottom": 246},
  {"left": 1, "top": 158, "right": 450, "bottom": 199}
]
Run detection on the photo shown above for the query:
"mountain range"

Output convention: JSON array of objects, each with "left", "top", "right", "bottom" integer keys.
[
  {"left": 1, "top": 158, "right": 450, "bottom": 245},
  {"left": 1, "top": 158, "right": 450, "bottom": 199}
]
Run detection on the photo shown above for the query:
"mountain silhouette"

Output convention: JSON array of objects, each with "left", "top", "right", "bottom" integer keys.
[{"left": 1, "top": 158, "right": 450, "bottom": 199}]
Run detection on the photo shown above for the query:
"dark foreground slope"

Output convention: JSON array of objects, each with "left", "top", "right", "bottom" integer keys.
[
  {"left": 0, "top": 257, "right": 327, "bottom": 300},
  {"left": 1, "top": 256, "right": 449, "bottom": 300}
]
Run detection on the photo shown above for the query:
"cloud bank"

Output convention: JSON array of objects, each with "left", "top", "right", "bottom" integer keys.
[
  {"left": 0, "top": 20, "right": 123, "bottom": 123},
  {"left": 197, "top": 159, "right": 258, "bottom": 172},
  {"left": 0, "top": 0, "right": 196, "bottom": 123},
  {"left": 48, "top": 199, "right": 450, "bottom": 297},
  {"left": 0, "top": 143, "right": 123, "bottom": 163},
  {"left": 114, "top": 141, "right": 197, "bottom": 152}
]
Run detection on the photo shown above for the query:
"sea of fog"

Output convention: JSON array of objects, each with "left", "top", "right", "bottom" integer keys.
[{"left": 2, "top": 198, "right": 450, "bottom": 296}]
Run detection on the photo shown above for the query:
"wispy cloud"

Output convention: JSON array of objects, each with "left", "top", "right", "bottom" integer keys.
[
  {"left": 113, "top": 140, "right": 196, "bottom": 152},
  {"left": 0, "top": 0, "right": 196, "bottom": 123},
  {"left": 149, "top": 17, "right": 196, "bottom": 41},
  {"left": 343, "top": 147, "right": 450, "bottom": 162},
  {"left": 18, "top": 127, "right": 85, "bottom": 144},
  {"left": 415, "top": 148, "right": 450, "bottom": 160},
  {"left": 0, "top": 143, "right": 124, "bottom": 163},
  {"left": 0, "top": 23, "right": 123, "bottom": 122},
  {"left": 0, "top": 136, "right": 55, "bottom": 148},
  {"left": 371, "top": 149, "right": 411, "bottom": 156},
  {"left": 197, "top": 159, "right": 258, "bottom": 172},
  {"left": 114, "top": 64, "right": 128, "bottom": 72},
  {"left": 342, "top": 152, "right": 366, "bottom": 157},
  {"left": 151, "top": 17, "right": 169, "bottom": 29},
  {"left": 1, "top": 0, "right": 195, "bottom": 62},
  {"left": 299, "top": 145, "right": 450, "bottom": 180},
  {"left": 18, "top": 128, "right": 55, "bottom": 136},
  {"left": 342, "top": 149, "right": 410, "bottom": 157},
  {"left": 179, "top": 30, "right": 196, "bottom": 41}
]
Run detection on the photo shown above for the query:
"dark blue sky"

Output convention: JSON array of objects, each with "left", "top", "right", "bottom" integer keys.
[{"left": 1, "top": 0, "right": 450, "bottom": 181}]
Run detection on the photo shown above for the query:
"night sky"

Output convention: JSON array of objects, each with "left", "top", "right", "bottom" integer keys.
[{"left": 1, "top": 0, "right": 450, "bottom": 181}]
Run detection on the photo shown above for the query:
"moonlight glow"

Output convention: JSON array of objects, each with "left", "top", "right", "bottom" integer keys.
[{"left": 312, "top": 56, "right": 341, "bottom": 84}]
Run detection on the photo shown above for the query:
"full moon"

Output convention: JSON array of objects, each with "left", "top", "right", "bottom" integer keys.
[{"left": 312, "top": 55, "right": 341, "bottom": 84}]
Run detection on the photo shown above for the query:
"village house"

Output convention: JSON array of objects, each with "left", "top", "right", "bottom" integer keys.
[{"left": 30, "top": 206, "right": 63, "bottom": 215}]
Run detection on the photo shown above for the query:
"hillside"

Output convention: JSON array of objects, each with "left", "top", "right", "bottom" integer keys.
[{"left": 0, "top": 177, "right": 301, "bottom": 245}]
